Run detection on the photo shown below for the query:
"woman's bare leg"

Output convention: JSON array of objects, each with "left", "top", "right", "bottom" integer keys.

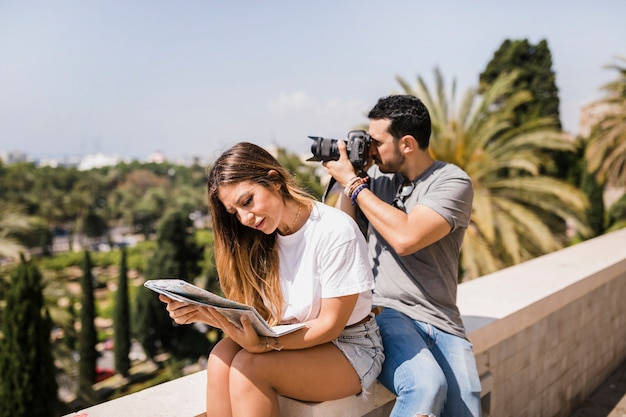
[
  {"left": 229, "top": 343, "right": 360, "bottom": 417},
  {"left": 206, "top": 338, "right": 242, "bottom": 417}
]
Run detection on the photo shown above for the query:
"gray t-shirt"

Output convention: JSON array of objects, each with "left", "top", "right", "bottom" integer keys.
[{"left": 367, "top": 160, "right": 473, "bottom": 339}]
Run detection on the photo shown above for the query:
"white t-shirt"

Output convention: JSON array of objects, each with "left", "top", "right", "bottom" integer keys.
[{"left": 276, "top": 202, "right": 374, "bottom": 326}]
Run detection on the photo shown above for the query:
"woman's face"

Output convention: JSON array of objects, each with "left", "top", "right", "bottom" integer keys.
[{"left": 218, "top": 180, "right": 285, "bottom": 235}]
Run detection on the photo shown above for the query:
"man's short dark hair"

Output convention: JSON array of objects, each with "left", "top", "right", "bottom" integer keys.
[{"left": 367, "top": 95, "right": 432, "bottom": 149}]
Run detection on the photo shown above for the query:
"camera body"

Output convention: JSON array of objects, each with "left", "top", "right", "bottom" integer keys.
[{"left": 307, "top": 130, "right": 371, "bottom": 170}]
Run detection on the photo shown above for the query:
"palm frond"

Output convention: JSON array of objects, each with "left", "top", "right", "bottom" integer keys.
[{"left": 393, "top": 68, "right": 591, "bottom": 279}]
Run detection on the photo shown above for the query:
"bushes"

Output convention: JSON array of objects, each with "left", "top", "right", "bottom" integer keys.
[{"left": 35, "top": 241, "right": 154, "bottom": 273}]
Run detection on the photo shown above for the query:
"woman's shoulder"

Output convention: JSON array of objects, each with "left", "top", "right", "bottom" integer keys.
[
  {"left": 312, "top": 202, "right": 361, "bottom": 236},
  {"left": 313, "top": 201, "right": 351, "bottom": 221}
]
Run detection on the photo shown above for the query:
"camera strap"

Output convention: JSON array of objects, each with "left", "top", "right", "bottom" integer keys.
[{"left": 322, "top": 177, "right": 369, "bottom": 238}]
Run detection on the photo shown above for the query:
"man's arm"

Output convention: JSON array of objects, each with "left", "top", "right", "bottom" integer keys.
[
  {"left": 325, "top": 141, "right": 452, "bottom": 256},
  {"left": 335, "top": 187, "right": 451, "bottom": 256}
]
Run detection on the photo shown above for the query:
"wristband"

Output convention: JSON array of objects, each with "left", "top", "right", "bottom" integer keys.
[
  {"left": 270, "top": 337, "right": 283, "bottom": 351},
  {"left": 345, "top": 176, "right": 370, "bottom": 199},
  {"left": 350, "top": 183, "right": 369, "bottom": 205}
]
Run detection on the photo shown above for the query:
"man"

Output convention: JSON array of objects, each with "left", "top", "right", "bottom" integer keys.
[{"left": 324, "top": 95, "right": 482, "bottom": 417}]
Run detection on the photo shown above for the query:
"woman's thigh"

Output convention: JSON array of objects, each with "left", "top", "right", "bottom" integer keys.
[{"left": 231, "top": 342, "right": 361, "bottom": 402}]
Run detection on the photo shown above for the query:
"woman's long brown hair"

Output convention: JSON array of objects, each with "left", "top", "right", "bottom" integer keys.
[{"left": 207, "top": 142, "right": 313, "bottom": 325}]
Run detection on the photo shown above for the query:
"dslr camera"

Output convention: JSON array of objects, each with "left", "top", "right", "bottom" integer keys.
[{"left": 307, "top": 130, "right": 371, "bottom": 170}]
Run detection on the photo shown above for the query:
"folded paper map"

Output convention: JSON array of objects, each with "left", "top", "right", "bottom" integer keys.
[{"left": 144, "top": 278, "right": 305, "bottom": 337}]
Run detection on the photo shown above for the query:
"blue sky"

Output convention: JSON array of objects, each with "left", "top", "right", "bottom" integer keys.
[{"left": 1, "top": 1, "right": 624, "bottom": 162}]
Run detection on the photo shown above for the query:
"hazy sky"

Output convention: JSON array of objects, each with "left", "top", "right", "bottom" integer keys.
[{"left": 1, "top": 1, "right": 624, "bottom": 162}]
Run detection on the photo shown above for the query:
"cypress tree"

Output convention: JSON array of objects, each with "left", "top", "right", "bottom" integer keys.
[
  {"left": 134, "top": 210, "right": 208, "bottom": 360},
  {"left": 580, "top": 161, "right": 605, "bottom": 238},
  {"left": 0, "top": 255, "right": 58, "bottom": 417},
  {"left": 479, "top": 38, "right": 561, "bottom": 127},
  {"left": 78, "top": 250, "right": 98, "bottom": 403},
  {"left": 113, "top": 247, "right": 131, "bottom": 376},
  {"left": 479, "top": 39, "right": 574, "bottom": 181}
]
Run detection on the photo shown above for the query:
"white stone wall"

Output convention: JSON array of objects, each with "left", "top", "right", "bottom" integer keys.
[
  {"left": 63, "top": 228, "right": 626, "bottom": 417},
  {"left": 460, "top": 228, "right": 626, "bottom": 417}
]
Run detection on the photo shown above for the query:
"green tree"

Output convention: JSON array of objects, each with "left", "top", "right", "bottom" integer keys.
[
  {"left": 606, "top": 193, "right": 626, "bottom": 232},
  {"left": 0, "top": 162, "right": 37, "bottom": 209},
  {"left": 479, "top": 39, "right": 575, "bottom": 181},
  {"left": 479, "top": 38, "right": 561, "bottom": 128},
  {"left": 579, "top": 159, "right": 606, "bottom": 238},
  {"left": 82, "top": 206, "right": 107, "bottom": 239},
  {"left": 275, "top": 146, "right": 325, "bottom": 199},
  {"left": 134, "top": 210, "right": 208, "bottom": 359},
  {"left": 396, "top": 68, "right": 590, "bottom": 279},
  {"left": 78, "top": 250, "right": 98, "bottom": 403},
  {"left": 0, "top": 203, "right": 33, "bottom": 260},
  {"left": 0, "top": 255, "right": 58, "bottom": 417},
  {"left": 117, "top": 169, "right": 170, "bottom": 237},
  {"left": 113, "top": 248, "right": 131, "bottom": 376},
  {"left": 585, "top": 57, "right": 626, "bottom": 187}
]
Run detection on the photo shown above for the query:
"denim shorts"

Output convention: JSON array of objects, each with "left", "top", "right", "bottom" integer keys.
[{"left": 332, "top": 313, "right": 385, "bottom": 396}]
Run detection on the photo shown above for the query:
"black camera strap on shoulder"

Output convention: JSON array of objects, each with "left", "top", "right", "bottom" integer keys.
[
  {"left": 322, "top": 175, "right": 370, "bottom": 238},
  {"left": 321, "top": 176, "right": 337, "bottom": 205}
]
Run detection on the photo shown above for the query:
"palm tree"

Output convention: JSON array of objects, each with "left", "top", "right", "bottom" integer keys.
[
  {"left": 396, "top": 68, "right": 590, "bottom": 279},
  {"left": 0, "top": 202, "right": 33, "bottom": 260},
  {"left": 585, "top": 57, "right": 626, "bottom": 187}
]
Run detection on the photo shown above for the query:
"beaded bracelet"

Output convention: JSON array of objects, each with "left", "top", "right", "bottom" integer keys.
[
  {"left": 345, "top": 176, "right": 370, "bottom": 199},
  {"left": 350, "top": 183, "right": 370, "bottom": 205},
  {"left": 343, "top": 176, "right": 362, "bottom": 198},
  {"left": 265, "top": 336, "right": 283, "bottom": 351}
]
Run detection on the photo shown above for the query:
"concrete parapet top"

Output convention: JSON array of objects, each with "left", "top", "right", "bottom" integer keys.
[{"left": 458, "top": 228, "right": 626, "bottom": 352}]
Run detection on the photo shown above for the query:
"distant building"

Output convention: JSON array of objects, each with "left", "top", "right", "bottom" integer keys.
[
  {"left": 0, "top": 150, "right": 29, "bottom": 164},
  {"left": 147, "top": 151, "right": 166, "bottom": 164},
  {"left": 78, "top": 153, "right": 122, "bottom": 171},
  {"left": 579, "top": 101, "right": 619, "bottom": 138},
  {"left": 579, "top": 101, "right": 625, "bottom": 206}
]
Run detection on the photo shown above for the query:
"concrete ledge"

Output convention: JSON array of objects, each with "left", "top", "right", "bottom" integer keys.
[
  {"left": 64, "top": 229, "right": 626, "bottom": 417},
  {"left": 278, "top": 383, "right": 395, "bottom": 417},
  {"left": 64, "top": 371, "right": 396, "bottom": 417},
  {"left": 64, "top": 370, "right": 207, "bottom": 417},
  {"left": 458, "top": 228, "right": 626, "bottom": 354}
]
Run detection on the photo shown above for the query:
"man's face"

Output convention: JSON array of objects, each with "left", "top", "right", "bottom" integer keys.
[{"left": 368, "top": 118, "right": 404, "bottom": 173}]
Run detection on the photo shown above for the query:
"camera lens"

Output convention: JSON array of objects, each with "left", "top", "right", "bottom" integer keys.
[{"left": 309, "top": 138, "right": 339, "bottom": 161}]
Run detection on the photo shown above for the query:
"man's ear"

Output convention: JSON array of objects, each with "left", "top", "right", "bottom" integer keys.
[{"left": 400, "top": 135, "right": 417, "bottom": 153}]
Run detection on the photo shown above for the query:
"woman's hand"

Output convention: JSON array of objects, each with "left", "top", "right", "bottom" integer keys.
[
  {"left": 204, "top": 308, "right": 267, "bottom": 353},
  {"left": 158, "top": 295, "right": 267, "bottom": 352},
  {"left": 158, "top": 295, "right": 220, "bottom": 328}
]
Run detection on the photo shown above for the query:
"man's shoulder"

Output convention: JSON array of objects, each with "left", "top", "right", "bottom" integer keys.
[{"left": 435, "top": 161, "right": 470, "bottom": 180}]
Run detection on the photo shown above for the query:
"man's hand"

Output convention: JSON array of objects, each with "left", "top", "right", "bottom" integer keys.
[{"left": 323, "top": 140, "right": 359, "bottom": 187}]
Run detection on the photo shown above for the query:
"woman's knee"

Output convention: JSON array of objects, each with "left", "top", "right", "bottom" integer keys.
[
  {"left": 207, "top": 338, "right": 241, "bottom": 372},
  {"left": 230, "top": 349, "right": 262, "bottom": 377}
]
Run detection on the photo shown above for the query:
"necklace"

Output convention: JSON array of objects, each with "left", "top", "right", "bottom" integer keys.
[{"left": 283, "top": 203, "right": 302, "bottom": 235}]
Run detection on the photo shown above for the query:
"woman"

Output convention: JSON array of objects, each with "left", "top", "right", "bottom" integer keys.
[{"left": 159, "top": 142, "right": 384, "bottom": 417}]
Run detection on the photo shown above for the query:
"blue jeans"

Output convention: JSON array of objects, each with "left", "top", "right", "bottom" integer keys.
[{"left": 376, "top": 308, "right": 482, "bottom": 417}]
